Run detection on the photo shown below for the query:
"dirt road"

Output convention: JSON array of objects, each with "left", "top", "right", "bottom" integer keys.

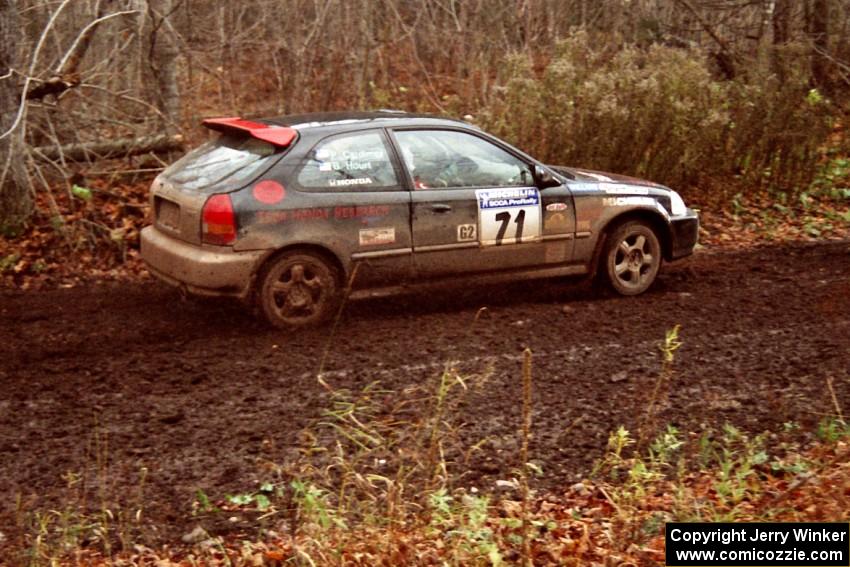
[{"left": 1, "top": 241, "right": 848, "bottom": 548}]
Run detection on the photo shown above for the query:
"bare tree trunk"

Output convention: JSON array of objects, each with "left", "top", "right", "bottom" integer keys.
[
  {"left": 148, "top": 0, "right": 180, "bottom": 132},
  {"left": 0, "top": 0, "right": 30, "bottom": 230},
  {"left": 810, "top": 0, "right": 831, "bottom": 89},
  {"left": 772, "top": 0, "right": 792, "bottom": 80},
  {"left": 773, "top": 0, "right": 792, "bottom": 45},
  {"left": 756, "top": 0, "right": 775, "bottom": 77}
]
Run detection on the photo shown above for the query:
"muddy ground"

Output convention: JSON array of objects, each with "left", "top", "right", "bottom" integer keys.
[{"left": 1, "top": 241, "right": 848, "bottom": 552}]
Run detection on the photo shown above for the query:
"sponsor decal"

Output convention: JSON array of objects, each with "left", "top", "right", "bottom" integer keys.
[
  {"left": 546, "top": 202, "right": 568, "bottom": 212},
  {"left": 567, "top": 182, "right": 599, "bottom": 192},
  {"left": 291, "top": 208, "right": 330, "bottom": 220},
  {"left": 252, "top": 180, "right": 286, "bottom": 204},
  {"left": 359, "top": 227, "right": 396, "bottom": 246},
  {"left": 476, "top": 187, "right": 539, "bottom": 209},
  {"left": 601, "top": 183, "right": 650, "bottom": 195},
  {"left": 329, "top": 177, "right": 373, "bottom": 187},
  {"left": 255, "top": 208, "right": 329, "bottom": 223},
  {"left": 544, "top": 211, "right": 569, "bottom": 230},
  {"left": 333, "top": 205, "right": 390, "bottom": 220},
  {"left": 255, "top": 205, "right": 392, "bottom": 225},
  {"left": 457, "top": 223, "right": 477, "bottom": 242},
  {"left": 602, "top": 196, "right": 656, "bottom": 207}
]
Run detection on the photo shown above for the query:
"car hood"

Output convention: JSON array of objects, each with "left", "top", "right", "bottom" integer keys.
[{"left": 549, "top": 166, "right": 664, "bottom": 189}]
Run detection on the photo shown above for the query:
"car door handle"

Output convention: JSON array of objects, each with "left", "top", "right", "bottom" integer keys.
[{"left": 430, "top": 203, "right": 452, "bottom": 213}]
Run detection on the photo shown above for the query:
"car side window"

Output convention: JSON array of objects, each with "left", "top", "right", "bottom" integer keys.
[
  {"left": 394, "top": 129, "right": 533, "bottom": 190},
  {"left": 297, "top": 131, "right": 399, "bottom": 190}
]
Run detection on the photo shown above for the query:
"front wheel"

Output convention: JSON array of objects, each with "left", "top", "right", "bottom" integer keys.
[
  {"left": 601, "top": 221, "right": 661, "bottom": 296},
  {"left": 257, "top": 251, "right": 341, "bottom": 329}
]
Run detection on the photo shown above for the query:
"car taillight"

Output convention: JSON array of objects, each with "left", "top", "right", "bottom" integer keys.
[{"left": 202, "top": 193, "right": 237, "bottom": 245}]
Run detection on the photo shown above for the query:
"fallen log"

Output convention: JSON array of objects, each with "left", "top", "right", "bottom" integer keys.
[{"left": 34, "top": 134, "right": 184, "bottom": 162}]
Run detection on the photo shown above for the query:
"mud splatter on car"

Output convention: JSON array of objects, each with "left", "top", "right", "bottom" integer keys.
[{"left": 141, "top": 111, "right": 698, "bottom": 328}]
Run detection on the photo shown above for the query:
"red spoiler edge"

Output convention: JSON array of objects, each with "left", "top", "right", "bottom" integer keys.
[{"left": 202, "top": 117, "right": 297, "bottom": 148}]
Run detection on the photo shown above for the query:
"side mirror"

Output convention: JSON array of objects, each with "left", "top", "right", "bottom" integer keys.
[{"left": 534, "top": 165, "right": 560, "bottom": 189}]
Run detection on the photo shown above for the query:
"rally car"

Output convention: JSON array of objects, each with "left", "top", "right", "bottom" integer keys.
[{"left": 140, "top": 111, "right": 699, "bottom": 328}]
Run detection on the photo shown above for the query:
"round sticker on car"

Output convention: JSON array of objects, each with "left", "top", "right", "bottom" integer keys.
[{"left": 253, "top": 180, "right": 286, "bottom": 204}]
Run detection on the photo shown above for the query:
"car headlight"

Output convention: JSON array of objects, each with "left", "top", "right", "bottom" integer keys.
[{"left": 668, "top": 191, "right": 688, "bottom": 216}]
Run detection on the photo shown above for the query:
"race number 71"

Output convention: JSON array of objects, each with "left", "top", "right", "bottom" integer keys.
[
  {"left": 494, "top": 210, "right": 525, "bottom": 245},
  {"left": 476, "top": 188, "right": 541, "bottom": 246}
]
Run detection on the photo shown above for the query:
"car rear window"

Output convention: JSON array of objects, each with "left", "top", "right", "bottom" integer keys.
[{"left": 163, "top": 134, "right": 277, "bottom": 192}]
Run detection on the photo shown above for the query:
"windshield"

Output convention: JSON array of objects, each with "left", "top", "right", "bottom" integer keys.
[{"left": 163, "top": 135, "right": 276, "bottom": 191}]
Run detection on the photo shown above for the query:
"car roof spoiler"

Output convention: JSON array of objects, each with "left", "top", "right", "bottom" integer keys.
[{"left": 202, "top": 117, "right": 297, "bottom": 148}]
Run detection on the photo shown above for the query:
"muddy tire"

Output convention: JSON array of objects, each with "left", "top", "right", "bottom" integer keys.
[
  {"left": 257, "top": 251, "right": 341, "bottom": 329},
  {"left": 600, "top": 220, "right": 661, "bottom": 296}
]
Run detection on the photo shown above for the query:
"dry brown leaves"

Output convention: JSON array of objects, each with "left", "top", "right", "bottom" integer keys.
[
  {"left": 0, "top": 175, "right": 154, "bottom": 291},
  {"left": 56, "top": 440, "right": 849, "bottom": 566}
]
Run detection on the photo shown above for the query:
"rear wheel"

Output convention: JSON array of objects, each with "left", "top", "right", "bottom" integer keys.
[
  {"left": 601, "top": 221, "right": 661, "bottom": 295},
  {"left": 257, "top": 251, "right": 341, "bottom": 328}
]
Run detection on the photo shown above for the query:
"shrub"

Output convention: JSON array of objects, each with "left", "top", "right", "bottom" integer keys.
[{"left": 476, "top": 32, "right": 842, "bottom": 200}]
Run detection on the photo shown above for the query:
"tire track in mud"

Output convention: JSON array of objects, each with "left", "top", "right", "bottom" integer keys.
[{"left": 310, "top": 317, "right": 850, "bottom": 383}]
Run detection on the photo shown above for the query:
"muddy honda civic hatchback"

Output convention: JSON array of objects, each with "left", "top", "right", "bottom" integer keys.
[{"left": 141, "top": 111, "right": 699, "bottom": 328}]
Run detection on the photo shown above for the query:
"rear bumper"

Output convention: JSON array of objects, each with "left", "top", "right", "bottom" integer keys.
[
  {"left": 669, "top": 211, "right": 699, "bottom": 260},
  {"left": 140, "top": 226, "right": 265, "bottom": 298}
]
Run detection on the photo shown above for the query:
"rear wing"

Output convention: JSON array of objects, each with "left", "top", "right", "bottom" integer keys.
[{"left": 202, "top": 117, "right": 297, "bottom": 148}]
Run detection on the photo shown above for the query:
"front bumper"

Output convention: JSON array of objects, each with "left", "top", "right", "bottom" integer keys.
[
  {"left": 140, "top": 226, "right": 265, "bottom": 298},
  {"left": 669, "top": 210, "right": 699, "bottom": 260}
]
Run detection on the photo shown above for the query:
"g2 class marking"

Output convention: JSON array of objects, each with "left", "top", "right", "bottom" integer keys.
[{"left": 457, "top": 224, "right": 477, "bottom": 242}]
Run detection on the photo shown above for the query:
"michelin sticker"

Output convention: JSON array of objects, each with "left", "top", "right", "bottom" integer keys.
[
  {"left": 475, "top": 187, "right": 541, "bottom": 246},
  {"left": 602, "top": 196, "right": 656, "bottom": 207}
]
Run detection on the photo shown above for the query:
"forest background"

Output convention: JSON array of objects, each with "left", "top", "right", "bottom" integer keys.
[{"left": 1, "top": 0, "right": 849, "bottom": 280}]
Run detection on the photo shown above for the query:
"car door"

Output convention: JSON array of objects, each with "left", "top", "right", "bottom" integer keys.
[
  {"left": 390, "top": 128, "right": 575, "bottom": 277},
  {"left": 279, "top": 128, "right": 413, "bottom": 287}
]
